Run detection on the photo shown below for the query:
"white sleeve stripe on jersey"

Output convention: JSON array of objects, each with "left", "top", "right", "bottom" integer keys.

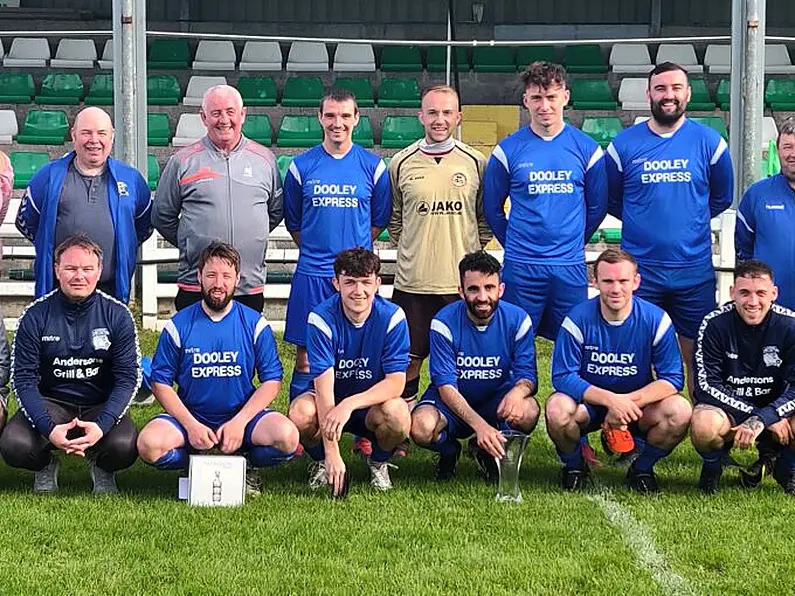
[
  {"left": 164, "top": 319, "right": 181, "bottom": 348},
  {"left": 710, "top": 138, "right": 728, "bottom": 166},
  {"left": 287, "top": 161, "right": 302, "bottom": 184},
  {"left": 736, "top": 209, "right": 754, "bottom": 233},
  {"left": 373, "top": 160, "right": 387, "bottom": 184},
  {"left": 308, "top": 312, "right": 332, "bottom": 339},
  {"left": 387, "top": 307, "right": 407, "bottom": 333},
  {"left": 254, "top": 316, "right": 270, "bottom": 343},
  {"left": 561, "top": 316, "right": 584, "bottom": 345},
  {"left": 492, "top": 145, "right": 509, "bottom": 173},
  {"left": 606, "top": 143, "right": 622, "bottom": 172},
  {"left": 586, "top": 146, "right": 605, "bottom": 172},
  {"left": 515, "top": 315, "right": 533, "bottom": 342},
  {"left": 430, "top": 319, "right": 453, "bottom": 343},
  {"left": 653, "top": 313, "right": 673, "bottom": 347}
]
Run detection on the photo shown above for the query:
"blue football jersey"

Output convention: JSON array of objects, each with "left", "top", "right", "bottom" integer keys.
[
  {"left": 284, "top": 144, "right": 391, "bottom": 276},
  {"left": 552, "top": 296, "right": 684, "bottom": 402},
  {"left": 150, "top": 302, "right": 283, "bottom": 426}
]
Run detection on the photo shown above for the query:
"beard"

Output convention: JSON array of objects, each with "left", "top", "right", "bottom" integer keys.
[
  {"left": 650, "top": 98, "right": 686, "bottom": 126},
  {"left": 465, "top": 296, "right": 498, "bottom": 322},
  {"left": 201, "top": 284, "right": 234, "bottom": 312}
]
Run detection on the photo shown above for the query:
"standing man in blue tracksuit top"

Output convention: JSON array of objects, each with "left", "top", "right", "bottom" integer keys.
[{"left": 15, "top": 106, "right": 153, "bottom": 303}]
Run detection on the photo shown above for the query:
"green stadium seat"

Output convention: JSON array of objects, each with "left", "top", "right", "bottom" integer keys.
[
  {"left": 148, "top": 39, "right": 190, "bottom": 69},
  {"left": 0, "top": 72, "right": 35, "bottom": 103},
  {"left": 282, "top": 76, "right": 324, "bottom": 107},
  {"left": 716, "top": 79, "right": 730, "bottom": 111},
  {"left": 383, "top": 156, "right": 392, "bottom": 166},
  {"left": 380, "top": 46, "right": 423, "bottom": 72},
  {"left": 765, "top": 139, "right": 781, "bottom": 177},
  {"left": 277, "top": 115, "right": 322, "bottom": 147},
  {"left": 147, "top": 75, "right": 181, "bottom": 106},
  {"left": 378, "top": 78, "right": 421, "bottom": 108},
  {"left": 242, "top": 114, "right": 273, "bottom": 146},
  {"left": 691, "top": 116, "right": 728, "bottom": 140},
  {"left": 266, "top": 271, "right": 294, "bottom": 284},
  {"left": 16, "top": 110, "right": 70, "bottom": 145},
  {"left": 147, "top": 113, "right": 172, "bottom": 147},
  {"left": 10, "top": 151, "right": 49, "bottom": 188},
  {"left": 8, "top": 269, "right": 35, "bottom": 281},
  {"left": 276, "top": 155, "right": 293, "bottom": 181},
  {"left": 516, "top": 45, "right": 556, "bottom": 69},
  {"left": 147, "top": 153, "right": 160, "bottom": 190},
  {"left": 333, "top": 78, "right": 374, "bottom": 107},
  {"left": 563, "top": 44, "right": 607, "bottom": 73},
  {"left": 602, "top": 228, "right": 621, "bottom": 244},
  {"left": 84, "top": 74, "right": 114, "bottom": 106},
  {"left": 377, "top": 229, "right": 389, "bottom": 242},
  {"left": 237, "top": 76, "right": 277, "bottom": 107},
  {"left": 569, "top": 79, "right": 617, "bottom": 110},
  {"left": 472, "top": 46, "right": 516, "bottom": 72},
  {"left": 426, "top": 47, "right": 469, "bottom": 72},
  {"left": 588, "top": 231, "right": 601, "bottom": 244},
  {"left": 352, "top": 116, "right": 374, "bottom": 148},
  {"left": 688, "top": 79, "right": 716, "bottom": 111},
  {"left": 381, "top": 116, "right": 424, "bottom": 148},
  {"left": 765, "top": 78, "right": 795, "bottom": 111},
  {"left": 580, "top": 117, "right": 623, "bottom": 148},
  {"left": 35, "top": 73, "right": 84, "bottom": 105}
]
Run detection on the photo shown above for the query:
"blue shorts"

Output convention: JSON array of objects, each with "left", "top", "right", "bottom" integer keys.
[
  {"left": 636, "top": 262, "right": 715, "bottom": 340},
  {"left": 502, "top": 261, "right": 587, "bottom": 341},
  {"left": 341, "top": 407, "right": 379, "bottom": 443},
  {"left": 154, "top": 409, "right": 275, "bottom": 451},
  {"left": 416, "top": 386, "right": 512, "bottom": 440},
  {"left": 581, "top": 403, "right": 643, "bottom": 437},
  {"left": 284, "top": 271, "right": 336, "bottom": 346}
]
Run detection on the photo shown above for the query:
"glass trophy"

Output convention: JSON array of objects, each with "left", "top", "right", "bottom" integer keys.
[{"left": 495, "top": 431, "right": 529, "bottom": 503}]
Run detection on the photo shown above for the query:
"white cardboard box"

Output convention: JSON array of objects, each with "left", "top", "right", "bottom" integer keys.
[{"left": 186, "top": 455, "right": 246, "bottom": 507}]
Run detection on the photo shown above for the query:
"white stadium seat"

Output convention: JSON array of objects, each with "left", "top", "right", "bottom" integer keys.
[
  {"left": 286, "top": 41, "right": 329, "bottom": 72},
  {"left": 656, "top": 44, "right": 703, "bottom": 73},
  {"left": 633, "top": 116, "right": 650, "bottom": 125},
  {"left": 3, "top": 37, "right": 50, "bottom": 68},
  {"left": 609, "top": 44, "right": 652, "bottom": 74},
  {"left": 172, "top": 114, "right": 206, "bottom": 147},
  {"left": 0, "top": 40, "right": 4, "bottom": 61},
  {"left": 183, "top": 76, "right": 228, "bottom": 106},
  {"left": 333, "top": 43, "right": 376, "bottom": 72},
  {"left": 618, "top": 78, "right": 648, "bottom": 111},
  {"left": 704, "top": 45, "right": 730, "bottom": 74},
  {"left": 192, "top": 40, "right": 237, "bottom": 71},
  {"left": 765, "top": 44, "right": 795, "bottom": 75},
  {"left": 0, "top": 110, "right": 19, "bottom": 144},
  {"left": 98, "top": 39, "right": 113, "bottom": 69},
  {"left": 762, "top": 116, "right": 779, "bottom": 149},
  {"left": 50, "top": 39, "right": 97, "bottom": 68},
  {"left": 239, "top": 41, "right": 283, "bottom": 71}
]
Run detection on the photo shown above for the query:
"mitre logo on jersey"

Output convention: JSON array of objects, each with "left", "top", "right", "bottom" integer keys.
[
  {"left": 91, "top": 327, "right": 111, "bottom": 351},
  {"left": 763, "top": 346, "right": 782, "bottom": 367},
  {"left": 451, "top": 172, "right": 467, "bottom": 187},
  {"left": 415, "top": 199, "right": 463, "bottom": 217}
]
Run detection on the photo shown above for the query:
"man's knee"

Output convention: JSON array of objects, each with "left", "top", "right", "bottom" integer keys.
[
  {"left": 0, "top": 417, "right": 41, "bottom": 469},
  {"left": 410, "top": 406, "right": 440, "bottom": 446},
  {"left": 288, "top": 396, "right": 318, "bottom": 435},
  {"left": 137, "top": 421, "right": 177, "bottom": 464},
  {"left": 374, "top": 398, "right": 411, "bottom": 437},
  {"left": 259, "top": 414, "right": 300, "bottom": 453},
  {"left": 545, "top": 393, "right": 578, "bottom": 429},
  {"left": 656, "top": 395, "right": 693, "bottom": 433},
  {"left": 96, "top": 421, "right": 138, "bottom": 471},
  {"left": 690, "top": 406, "right": 729, "bottom": 447}
]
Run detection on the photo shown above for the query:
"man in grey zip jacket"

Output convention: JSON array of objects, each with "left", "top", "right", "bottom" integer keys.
[{"left": 152, "top": 85, "right": 283, "bottom": 313}]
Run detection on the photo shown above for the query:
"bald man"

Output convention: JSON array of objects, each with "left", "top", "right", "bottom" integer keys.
[{"left": 16, "top": 107, "right": 153, "bottom": 302}]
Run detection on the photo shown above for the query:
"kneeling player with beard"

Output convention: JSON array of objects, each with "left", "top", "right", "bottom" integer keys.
[{"left": 137, "top": 242, "right": 299, "bottom": 496}]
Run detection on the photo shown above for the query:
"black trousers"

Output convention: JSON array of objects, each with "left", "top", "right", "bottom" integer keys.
[
  {"left": 174, "top": 289, "right": 265, "bottom": 313},
  {"left": 0, "top": 399, "right": 138, "bottom": 472}
]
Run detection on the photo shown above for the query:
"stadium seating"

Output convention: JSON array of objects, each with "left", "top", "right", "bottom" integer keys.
[
  {"left": 378, "top": 78, "right": 421, "bottom": 108},
  {"left": 352, "top": 116, "right": 374, "bottom": 148},
  {"left": 333, "top": 77, "right": 374, "bottom": 107},
  {"left": 765, "top": 78, "right": 795, "bottom": 111},
  {"left": 569, "top": 79, "right": 617, "bottom": 110},
  {"left": 147, "top": 113, "right": 172, "bottom": 146},
  {"left": 704, "top": 45, "right": 730, "bottom": 74},
  {"left": 277, "top": 115, "right": 322, "bottom": 147},
  {"left": 581, "top": 117, "right": 623, "bottom": 148},
  {"left": 241, "top": 114, "right": 273, "bottom": 146},
  {"left": 563, "top": 44, "right": 607, "bottom": 73},
  {"left": 603, "top": 229, "right": 621, "bottom": 244},
  {"left": 35, "top": 73, "right": 85, "bottom": 105},
  {"left": 172, "top": 114, "right": 206, "bottom": 147},
  {"left": 609, "top": 44, "right": 652, "bottom": 74},
  {"left": 381, "top": 116, "right": 424, "bottom": 148},
  {"left": 49, "top": 39, "right": 96, "bottom": 70},
  {"left": 16, "top": 110, "right": 69, "bottom": 145},
  {"left": 98, "top": 39, "right": 113, "bottom": 69},
  {"left": 656, "top": 44, "right": 703, "bottom": 73},
  {"left": 332, "top": 43, "right": 376, "bottom": 72},
  {"left": 691, "top": 116, "right": 728, "bottom": 140},
  {"left": 688, "top": 79, "right": 716, "bottom": 111},
  {"left": 516, "top": 45, "right": 555, "bottom": 69},
  {"left": 147, "top": 153, "right": 160, "bottom": 190},
  {"left": 147, "top": 75, "right": 182, "bottom": 105},
  {"left": 237, "top": 76, "right": 277, "bottom": 106},
  {"left": 286, "top": 42, "right": 329, "bottom": 72},
  {"left": 3, "top": 37, "right": 50, "bottom": 68},
  {"left": 426, "top": 47, "right": 469, "bottom": 72},
  {"left": 192, "top": 40, "right": 237, "bottom": 71},
  {"left": 618, "top": 78, "right": 648, "bottom": 110},
  {"left": 84, "top": 74, "right": 114, "bottom": 105},
  {"left": 281, "top": 76, "right": 324, "bottom": 107},
  {"left": 716, "top": 79, "right": 730, "bottom": 110},
  {"left": 762, "top": 116, "right": 779, "bottom": 148},
  {"left": 0, "top": 110, "right": 18, "bottom": 144},
  {"left": 472, "top": 47, "right": 516, "bottom": 72},
  {"left": 148, "top": 39, "right": 190, "bottom": 69},
  {"left": 0, "top": 72, "right": 35, "bottom": 103},
  {"left": 633, "top": 116, "right": 649, "bottom": 125},
  {"left": 765, "top": 44, "right": 795, "bottom": 74},
  {"left": 276, "top": 155, "right": 293, "bottom": 181},
  {"left": 183, "top": 76, "right": 227, "bottom": 106},
  {"left": 239, "top": 41, "right": 283, "bottom": 71},
  {"left": 380, "top": 46, "right": 423, "bottom": 72},
  {"left": 9, "top": 151, "right": 49, "bottom": 188}
]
